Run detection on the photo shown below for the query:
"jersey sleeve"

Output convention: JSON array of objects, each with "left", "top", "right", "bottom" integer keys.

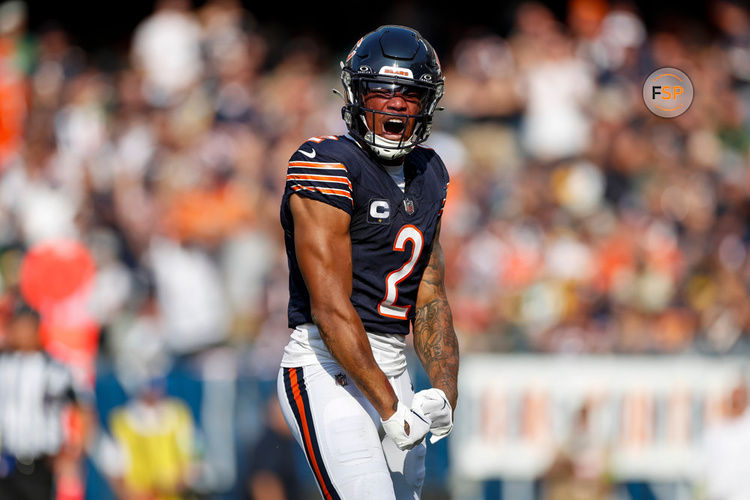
[{"left": 286, "top": 139, "right": 354, "bottom": 215}]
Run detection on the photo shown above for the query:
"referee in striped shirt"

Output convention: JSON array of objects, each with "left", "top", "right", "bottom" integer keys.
[{"left": 0, "top": 302, "right": 80, "bottom": 500}]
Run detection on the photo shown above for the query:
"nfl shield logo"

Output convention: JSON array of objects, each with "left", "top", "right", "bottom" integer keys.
[{"left": 403, "top": 199, "right": 415, "bottom": 215}]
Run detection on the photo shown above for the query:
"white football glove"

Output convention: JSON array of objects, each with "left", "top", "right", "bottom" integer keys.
[
  {"left": 381, "top": 401, "right": 431, "bottom": 451},
  {"left": 412, "top": 388, "right": 453, "bottom": 444}
]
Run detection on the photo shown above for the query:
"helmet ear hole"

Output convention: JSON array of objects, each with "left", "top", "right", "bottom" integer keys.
[{"left": 341, "top": 107, "right": 353, "bottom": 126}]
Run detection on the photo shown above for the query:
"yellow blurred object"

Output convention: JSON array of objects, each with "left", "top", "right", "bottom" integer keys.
[{"left": 109, "top": 397, "right": 195, "bottom": 500}]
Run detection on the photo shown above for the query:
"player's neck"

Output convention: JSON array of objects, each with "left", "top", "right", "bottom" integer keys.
[
  {"left": 382, "top": 162, "right": 405, "bottom": 192},
  {"left": 379, "top": 156, "right": 404, "bottom": 168}
]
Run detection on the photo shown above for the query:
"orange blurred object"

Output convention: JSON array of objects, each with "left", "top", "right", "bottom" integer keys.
[
  {"left": 19, "top": 239, "right": 100, "bottom": 385},
  {"left": 163, "top": 183, "right": 255, "bottom": 243},
  {"left": 0, "top": 37, "right": 28, "bottom": 170},
  {"left": 20, "top": 239, "right": 96, "bottom": 310}
]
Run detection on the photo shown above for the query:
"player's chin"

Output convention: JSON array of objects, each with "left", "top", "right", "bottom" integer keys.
[{"left": 379, "top": 132, "right": 406, "bottom": 142}]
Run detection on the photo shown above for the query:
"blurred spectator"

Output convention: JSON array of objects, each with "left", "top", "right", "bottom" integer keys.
[
  {"left": 246, "top": 394, "right": 300, "bottom": 500},
  {"left": 131, "top": 0, "right": 203, "bottom": 107},
  {"left": 0, "top": 302, "right": 86, "bottom": 500},
  {"left": 0, "top": 0, "right": 29, "bottom": 171},
  {"left": 513, "top": 2, "right": 596, "bottom": 161},
  {"left": 697, "top": 379, "right": 750, "bottom": 500},
  {"left": 542, "top": 400, "right": 613, "bottom": 500},
  {"left": 107, "top": 377, "right": 197, "bottom": 500},
  {"left": 147, "top": 237, "right": 231, "bottom": 355},
  {"left": 712, "top": 0, "right": 750, "bottom": 84}
]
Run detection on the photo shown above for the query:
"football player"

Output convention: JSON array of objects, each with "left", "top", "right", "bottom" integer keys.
[{"left": 277, "top": 25, "right": 459, "bottom": 499}]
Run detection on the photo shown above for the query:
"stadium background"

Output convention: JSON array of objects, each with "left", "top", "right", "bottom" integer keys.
[{"left": 1, "top": 0, "right": 749, "bottom": 499}]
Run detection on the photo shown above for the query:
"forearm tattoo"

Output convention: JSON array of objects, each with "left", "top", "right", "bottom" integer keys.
[{"left": 414, "top": 242, "right": 459, "bottom": 408}]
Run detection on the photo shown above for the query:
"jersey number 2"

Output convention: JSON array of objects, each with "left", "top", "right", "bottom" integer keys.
[{"left": 378, "top": 225, "right": 424, "bottom": 320}]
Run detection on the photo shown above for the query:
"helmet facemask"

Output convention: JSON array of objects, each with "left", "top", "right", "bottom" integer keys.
[{"left": 341, "top": 68, "right": 444, "bottom": 161}]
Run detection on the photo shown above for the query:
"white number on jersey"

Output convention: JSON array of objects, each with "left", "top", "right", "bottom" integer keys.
[{"left": 378, "top": 225, "right": 424, "bottom": 320}]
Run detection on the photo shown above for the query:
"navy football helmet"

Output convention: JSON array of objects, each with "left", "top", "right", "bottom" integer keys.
[{"left": 340, "top": 25, "right": 444, "bottom": 161}]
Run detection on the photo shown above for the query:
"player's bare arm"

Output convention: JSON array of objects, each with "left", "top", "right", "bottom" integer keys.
[
  {"left": 414, "top": 222, "right": 459, "bottom": 410},
  {"left": 289, "top": 193, "right": 399, "bottom": 419}
]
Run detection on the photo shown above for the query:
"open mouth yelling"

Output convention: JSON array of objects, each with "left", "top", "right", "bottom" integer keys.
[{"left": 381, "top": 117, "right": 408, "bottom": 140}]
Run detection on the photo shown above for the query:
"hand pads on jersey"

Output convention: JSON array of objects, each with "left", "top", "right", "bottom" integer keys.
[
  {"left": 412, "top": 388, "right": 454, "bottom": 444},
  {"left": 381, "top": 401, "right": 431, "bottom": 451}
]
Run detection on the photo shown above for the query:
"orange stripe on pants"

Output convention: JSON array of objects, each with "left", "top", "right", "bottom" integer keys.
[{"left": 289, "top": 368, "right": 333, "bottom": 500}]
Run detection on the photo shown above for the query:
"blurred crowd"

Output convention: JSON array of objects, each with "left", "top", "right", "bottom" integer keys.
[
  {"left": 0, "top": 0, "right": 748, "bottom": 497},
  {"left": 438, "top": 0, "right": 750, "bottom": 357}
]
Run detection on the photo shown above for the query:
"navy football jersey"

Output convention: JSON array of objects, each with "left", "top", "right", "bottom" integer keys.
[{"left": 280, "top": 135, "right": 449, "bottom": 336}]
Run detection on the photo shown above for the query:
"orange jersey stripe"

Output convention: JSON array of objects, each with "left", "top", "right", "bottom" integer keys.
[
  {"left": 289, "top": 161, "right": 348, "bottom": 171},
  {"left": 286, "top": 174, "right": 352, "bottom": 189},
  {"left": 291, "top": 184, "right": 353, "bottom": 201},
  {"left": 289, "top": 368, "right": 333, "bottom": 500},
  {"left": 307, "top": 135, "right": 339, "bottom": 143}
]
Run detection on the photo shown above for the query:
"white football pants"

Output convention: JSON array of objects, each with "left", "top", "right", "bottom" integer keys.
[{"left": 277, "top": 362, "right": 426, "bottom": 499}]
